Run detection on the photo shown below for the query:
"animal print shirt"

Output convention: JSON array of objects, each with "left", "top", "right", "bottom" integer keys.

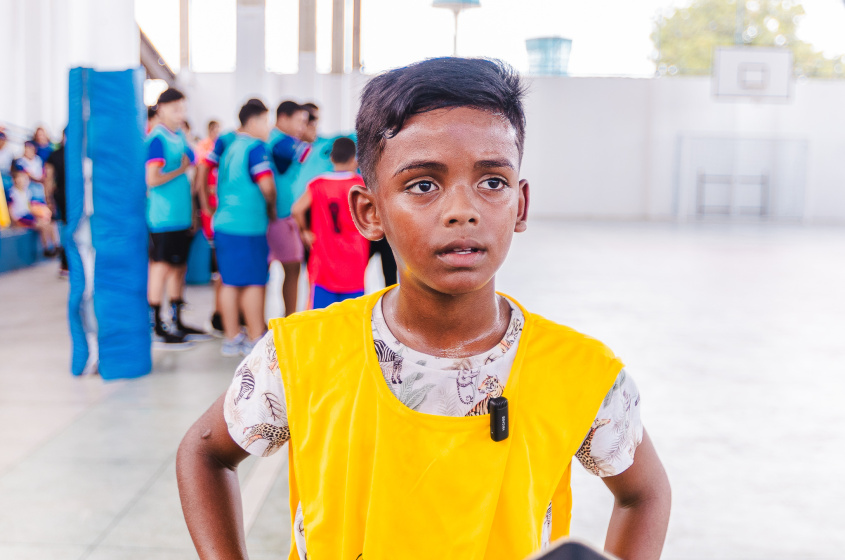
[{"left": 224, "top": 296, "right": 643, "bottom": 557}]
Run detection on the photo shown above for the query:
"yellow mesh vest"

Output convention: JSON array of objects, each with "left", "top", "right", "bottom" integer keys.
[{"left": 271, "top": 288, "right": 623, "bottom": 560}]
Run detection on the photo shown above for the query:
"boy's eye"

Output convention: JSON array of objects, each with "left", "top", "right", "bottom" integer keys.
[
  {"left": 481, "top": 178, "right": 507, "bottom": 190},
  {"left": 407, "top": 181, "right": 438, "bottom": 194}
]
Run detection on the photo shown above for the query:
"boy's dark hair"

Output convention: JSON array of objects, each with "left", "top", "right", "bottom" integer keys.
[
  {"left": 147, "top": 106, "right": 157, "bottom": 119},
  {"left": 24, "top": 140, "right": 36, "bottom": 149},
  {"left": 276, "top": 100, "right": 302, "bottom": 118},
  {"left": 157, "top": 87, "right": 185, "bottom": 105},
  {"left": 330, "top": 137, "right": 357, "bottom": 164},
  {"left": 207, "top": 120, "right": 219, "bottom": 131},
  {"left": 355, "top": 57, "right": 527, "bottom": 186},
  {"left": 302, "top": 102, "right": 319, "bottom": 123},
  {"left": 239, "top": 99, "right": 269, "bottom": 126}
]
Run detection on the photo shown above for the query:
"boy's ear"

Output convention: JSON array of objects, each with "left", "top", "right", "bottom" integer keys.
[
  {"left": 515, "top": 179, "right": 529, "bottom": 233},
  {"left": 349, "top": 184, "right": 385, "bottom": 241}
]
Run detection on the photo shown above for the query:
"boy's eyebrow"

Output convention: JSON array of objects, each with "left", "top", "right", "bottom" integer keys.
[
  {"left": 393, "top": 160, "right": 448, "bottom": 177},
  {"left": 474, "top": 159, "right": 514, "bottom": 171}
]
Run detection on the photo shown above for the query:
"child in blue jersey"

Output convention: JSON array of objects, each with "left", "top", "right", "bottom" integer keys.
[
  {"left": 267, "top": 100, "right": 310, "bottom": 316},
  {"left": 213, "top": 99, "right": 277, "bottom": 357},
  {"left": 145, "top": 87, "right": 209, "bottom": 348}
]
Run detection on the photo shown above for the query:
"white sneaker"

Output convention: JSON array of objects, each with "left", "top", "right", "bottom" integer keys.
[
  {"left": 239, "top": 334, "right": 262, "bottom": 357},
  {"left": 221, "top": 333, "right": 245, "bottom": 357}
]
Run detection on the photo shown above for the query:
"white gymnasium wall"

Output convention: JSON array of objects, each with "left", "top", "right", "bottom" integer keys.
[{"left": 519, "top": 76, "right": 845, "bottom": 222}]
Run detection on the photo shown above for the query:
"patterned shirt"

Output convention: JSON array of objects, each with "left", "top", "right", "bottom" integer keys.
[{"left": 224, "top": 296, "right": 643, "bottom": 557}]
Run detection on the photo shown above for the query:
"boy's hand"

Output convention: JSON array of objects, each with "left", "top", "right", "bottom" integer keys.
[
  {"left": 602, "top": 429, "right": 671, "bottom": 560},
  {"left": 179, "top": 154, "right": 192, "bottom": 173},
  {"left": 301, "top": 229, "right": 315, "bottom": 249}
]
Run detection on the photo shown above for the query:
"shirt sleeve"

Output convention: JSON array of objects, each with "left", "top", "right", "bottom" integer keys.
[
  {"left": 185, "top": 145, "right": 196, "bottom": 165},
  {"left": 223, "top": 332, "right": 290, "bottom": 457},
  {"left": 270, "top": 135, "right": 296, "bottom": 174},
  {"left": 147, "top": 137, "right": 165, "bottom": 166},
  {"left": 205, "top": 137, "right": 226, "bottom": 168},
  {"left": 575, "top": 369, "right": 643, "bottom": 477},
  {"left": 248, "top": 143, "right": 273, "bottom": 182}
]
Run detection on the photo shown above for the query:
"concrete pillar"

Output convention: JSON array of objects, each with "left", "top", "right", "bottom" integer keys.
[
  {"left": 331, "top": 0, "right": 344, "bottom": 74},
  {"left": 299, "top": 0, "right": 317, "bottom": 74},
  {"left": 180, "top": 0, "right": 190, "bottom": 70},
  {"left": 352, "top": 0, "right": 361, "bottom": 71},
  {"left": 236, "top": 0, "right": 266, "bottom": 99}
]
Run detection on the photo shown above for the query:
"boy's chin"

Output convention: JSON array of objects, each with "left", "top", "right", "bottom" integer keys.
[{"left": 420, "top": 271, "right": 497, "bottom": 297}]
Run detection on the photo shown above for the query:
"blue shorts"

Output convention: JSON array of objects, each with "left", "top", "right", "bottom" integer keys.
[
  {"left": 311, "top": 285, "right": 365, "bottom": 310},
  {"left": 214, "top": 231, "right": 269, "bottom": 287}
]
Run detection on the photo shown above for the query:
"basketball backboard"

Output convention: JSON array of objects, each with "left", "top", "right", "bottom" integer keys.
[{"left": 712, "top": 47, "right": 793, "bottom": 101}]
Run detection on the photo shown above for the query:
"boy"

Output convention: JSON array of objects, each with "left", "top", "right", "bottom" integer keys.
[
  {"left": 15, "top": 141, "right": 45, "bottom": 203},
  {"left": 212, "top": 99, "right": 276, "bottom": 357},
  {"left": 267, "top": 100, "right": 310, "bottom": 316},
  {"left": 177, "top": 58, "right": 670, "bottom": 560},
  {"left": 8, "top": 166, "right": 57, "bottom": 254},
  {"left": 291, "top": 137, "right": 369, "bottom": 308},
  {"left": 146, "top": 87, "right": 209, "bottom": 347}
]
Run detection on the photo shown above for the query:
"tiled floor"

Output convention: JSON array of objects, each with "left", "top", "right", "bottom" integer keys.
[{"left": 0, "top": 220, "right": 842, "bottom": 559}]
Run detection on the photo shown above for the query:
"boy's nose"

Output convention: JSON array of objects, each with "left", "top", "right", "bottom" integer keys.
[{"left": 442, "top": 184, "right": 480, "bottom": 226}]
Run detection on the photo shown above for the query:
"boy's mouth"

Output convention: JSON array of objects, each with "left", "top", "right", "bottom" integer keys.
[{"left": 436, "top": 241, "right": 487, "bottom": 266}]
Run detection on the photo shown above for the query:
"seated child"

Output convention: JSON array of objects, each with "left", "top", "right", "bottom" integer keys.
[
  {"left": 9, "top": 166, "right": 58, "bottom": 255},
  {"left": 291, "top": 137, "right": 370, "bottom": 309},
  {"left": 177, "top": 58, "right": 670, "bottom": 560}
]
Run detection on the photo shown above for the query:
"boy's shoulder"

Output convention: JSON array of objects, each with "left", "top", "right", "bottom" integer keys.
[
  {"left": 270, "top": 295, "right": 370, "bottom": 331},
  {"left": 512, "top": 301, "right": 620, "bottom": 362}
]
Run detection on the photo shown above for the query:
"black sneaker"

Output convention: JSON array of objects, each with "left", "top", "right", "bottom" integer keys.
[
  {"left": 173, "top": 321, "right": 213, "bottom": 342},
  {"left": 153, "top": 329, "right": 194, "bottom": 350}
]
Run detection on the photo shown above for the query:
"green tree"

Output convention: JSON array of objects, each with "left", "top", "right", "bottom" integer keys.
[{"left": 651, "top": 0, "right": 845, "bottom": 78}]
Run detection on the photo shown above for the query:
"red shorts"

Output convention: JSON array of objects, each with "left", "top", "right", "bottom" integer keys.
[{"left": 267, "top": 216, "right": 304, "bottom": 264}]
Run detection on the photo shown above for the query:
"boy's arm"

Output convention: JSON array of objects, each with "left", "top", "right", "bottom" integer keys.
[
  {"left": 291, "top": 190, "right": 313, "bottom": 247},
  {"left": 146, "top": 156, "right": 191, "bottom": 187},
  {"left": 602, "top": 428, "right": 671, "bottom": 560},
  {"left": 194, "top": 162, "right": 212, "bottom": 214},
  {"left": 43, "top": 162, "right": 56, "bottom": 211},
  {"left": 257, "top": 173, "right": 277, "bottom": 221},
  {"left": 176, "top": 393, "right": 251, "bottom": 560}
]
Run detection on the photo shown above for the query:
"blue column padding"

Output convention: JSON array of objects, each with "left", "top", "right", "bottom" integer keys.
[
  {"left": 87, "top": 69, "right": 151, "bottom": 380},
  {"left": 66, "top": 68, "right": 90, "bottom": 376}
]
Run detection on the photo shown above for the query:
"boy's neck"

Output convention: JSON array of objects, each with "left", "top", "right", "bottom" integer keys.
[{"left": 383, "top": 279, "right": 510, "bottom": 359}]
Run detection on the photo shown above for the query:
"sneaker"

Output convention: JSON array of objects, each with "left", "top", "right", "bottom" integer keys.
[
  {"left": 221, "top": 333, "right": 245, "bottom": 357},
  {"left": 172, "top": 321, "right": 213, "bottom": 342},
  {"left": 239, "top": 335, "right": 262, "bottom": 357},
  {"left": 153, "top": 329, "right": 194, "bottom": 351}
]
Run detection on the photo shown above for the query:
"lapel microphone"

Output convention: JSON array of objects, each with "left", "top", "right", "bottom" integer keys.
[{"left": 489, "top": 396, "right": 509, "bottom": 442}]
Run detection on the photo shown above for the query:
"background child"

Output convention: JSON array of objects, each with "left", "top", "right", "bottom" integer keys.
[
  {"left": 212, "top": 99, "right": 276, "bottom": 357},
  {"left": 145, "top": 87, "right": 207, "bottom": 348},
  {"left": 266, "top": 100, "right": 310, "bottom": 316},
  {"left": 9, "top": 166, "right": 57, "bottom": 254},
  {"left": 291, "top": 137, "right": 369, "bottom": 309}
]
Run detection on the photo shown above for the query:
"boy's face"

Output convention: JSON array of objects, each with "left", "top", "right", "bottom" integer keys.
[
  {"left": 245, "top": 113, "right": 271, "bottom": 141},
  {"left": 352, "top": 106, "right": 528, "bottom": 296},
  {"left": 13, "top": 172, "right": 29, "bottom": 190},
  {"left": 277, "top": 110, "right": 309, "bottom": 139},
  {"left": 157, "top": 99, "right": 187, "bottom": 131},
  {"left": 24, "top": 144, "right": 36, "bottom": 158}
]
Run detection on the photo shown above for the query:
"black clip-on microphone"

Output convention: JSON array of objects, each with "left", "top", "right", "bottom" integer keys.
[{"left": 489, "top": 396, "right": 508, "bottom": 442}]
